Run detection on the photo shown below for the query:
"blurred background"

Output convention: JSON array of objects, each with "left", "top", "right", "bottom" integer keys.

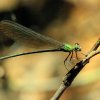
[{"left": 0, "top": 0, "right": 100, "bottom": 100}]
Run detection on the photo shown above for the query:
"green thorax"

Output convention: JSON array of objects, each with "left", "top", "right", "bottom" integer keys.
[{"left": 63, "top": 44, "right": 74, "bottom": 51}]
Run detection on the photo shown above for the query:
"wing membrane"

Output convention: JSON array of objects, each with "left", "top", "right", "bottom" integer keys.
[{"left": 0, "top": 20, "right": 64, "bottom": 48}]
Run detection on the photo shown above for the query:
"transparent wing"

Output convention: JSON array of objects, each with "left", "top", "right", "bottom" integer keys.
[
  {"left": 65, "top": 52, "right": 85, "bottom": 70},
  {"left": 0, "top": 20, "right": 64, "bottom": 48}
]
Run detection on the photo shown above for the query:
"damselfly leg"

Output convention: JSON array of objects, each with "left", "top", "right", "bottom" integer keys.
[
  {"left": 64, "top": 52, "right": 71, "bottom": 66},
  {"left": 64, "top": 51, "right": 86, "bottom": 70},
  {"left": 75, "top": 51, "right": 78, "bottom": 60},
  {"left": 70, "top": 51, "right": 73, "bottom": 61},
  {"left": 64, "top": 51, "right": 74, "bottom": 70},
  {"left": 64, "top": 51, "right": 81, "bottom": 70}
]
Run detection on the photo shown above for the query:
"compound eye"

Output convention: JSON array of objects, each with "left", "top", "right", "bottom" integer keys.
[
  {"left": 75, "top": 43, "right": 81, "bottom": 51},
  {"left": 75, "top": 43, "right": 79, "bottom": 47},
  {"left": 78, "top": 47, "right": 81, "bottom": 51},
  {"left": 75, "top": 43, "right": 79, "bottom": 46}
]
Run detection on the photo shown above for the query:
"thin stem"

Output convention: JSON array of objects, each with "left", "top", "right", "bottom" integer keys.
[
  {"left": 51, "top": 84, "right": 67, "bottom": 100},
  {"left": 87, "top": 38, "right": 100, "bottom": 55}
]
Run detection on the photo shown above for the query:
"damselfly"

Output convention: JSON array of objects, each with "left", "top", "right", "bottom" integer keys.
[{"left": 0, "top": 20, "right": 81, "bottom": 66}]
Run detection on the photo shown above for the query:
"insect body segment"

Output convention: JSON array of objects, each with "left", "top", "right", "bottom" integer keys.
[
  {"left": 63, "top": 44, "right": 74, "bottom": 52},
  {"left": 62, "top": 43, "right": 81, "bottom": 52},
  {"left": 63, "top": 43, "right": 81, "bottom": 69}
]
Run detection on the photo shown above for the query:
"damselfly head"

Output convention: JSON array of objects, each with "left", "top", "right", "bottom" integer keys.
[{"left": 74, "top": 43, "right": 81, "bottom": 51}]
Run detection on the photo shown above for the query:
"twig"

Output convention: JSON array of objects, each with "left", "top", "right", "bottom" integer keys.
[
  {"left": 51, "top": 38, "right": 100, "bottom": 100},
  {"left": 87, "top": 38, "right": 100, "bottom": 55}
]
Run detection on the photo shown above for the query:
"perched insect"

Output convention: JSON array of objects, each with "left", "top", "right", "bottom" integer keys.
[{"left": 0, "top": 20, "right": 81, "bottom": 66}]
